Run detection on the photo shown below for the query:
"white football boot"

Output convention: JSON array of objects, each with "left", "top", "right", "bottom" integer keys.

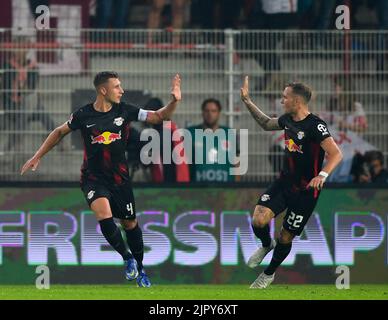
[
  {"left": 249, "top": 272, "right": 275, "bottom": 289},
  {"left": 247, "top": 239, "right": 276, "bottom": 268}
]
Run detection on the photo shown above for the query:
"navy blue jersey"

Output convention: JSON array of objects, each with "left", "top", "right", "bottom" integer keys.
[
  {"left": 277, "top": 113, "right": 331, "bottom": 190},
  {"left": 67, "top": 102, "right": 147, "bottom": 185}
]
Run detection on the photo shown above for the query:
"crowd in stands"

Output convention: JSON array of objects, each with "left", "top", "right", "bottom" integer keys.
[{"left": 23, "top": 0, "right": 388, "bottom": 31}]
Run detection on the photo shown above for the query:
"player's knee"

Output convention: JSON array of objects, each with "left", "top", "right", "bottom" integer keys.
[
  {"left": 121, "top": 219, "right": 138, "bottom": 230},
  {"left": 95, "top": 211, "right": 112, "bottom": 221},
  {"left": 252, "top": 213, "right": 269, "bottom": 228}
]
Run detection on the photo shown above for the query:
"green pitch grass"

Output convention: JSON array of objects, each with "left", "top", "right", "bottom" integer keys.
[{"left": 1, "top": 285, "right": 388, "bottom": 300}]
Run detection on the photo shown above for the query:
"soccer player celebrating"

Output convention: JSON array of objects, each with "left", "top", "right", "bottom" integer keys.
[
  {"left": 240, "top": 76, "right": 342, "bottom": 289},
  {"left": 21, "top": 71, "right": 182, "bottom": 288}
]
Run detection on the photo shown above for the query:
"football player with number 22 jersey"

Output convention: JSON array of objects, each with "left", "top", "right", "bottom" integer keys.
[{"left": 240, "top": 76, "right": 343, "bottom": 289}]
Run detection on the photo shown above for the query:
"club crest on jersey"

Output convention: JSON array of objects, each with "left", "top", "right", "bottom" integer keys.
[
  {"left": 261, "top": 194, "right": 270, "bottom": 202},
  {"left": 285, "top": 138, "right": 303, "bottom": 154},
  {"left": 297, "top": 131, "right": 305, "bottom": 140},
  {"left": 91, "top": 131, "right": 121, "bottom": 145},
  {"left": 113, "top": 117, "right": 124, "bottom": 126}
]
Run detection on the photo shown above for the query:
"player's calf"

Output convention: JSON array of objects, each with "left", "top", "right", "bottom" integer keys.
[
  {"left": 251, "top": 205, "right": 274, "bottom": 247},
  {"left": 248, "top": 206, "right": 277, "bottom": 268},
  {"left": 263, "top": 237, "right": 293, "bottom": 276},
  {"left": 122, "top": 220, "right": 145, "bottom": 271}
]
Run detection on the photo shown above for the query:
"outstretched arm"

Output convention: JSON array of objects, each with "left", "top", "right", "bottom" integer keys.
[
  {"left": 146, "top": 74, "right": 182, "bottom": 124},
  {"left": 20, "top": 122, "right": 72, "bottom": 175},
  {"left": 240, "top": 76, "right": 281, "bottom": 131}
]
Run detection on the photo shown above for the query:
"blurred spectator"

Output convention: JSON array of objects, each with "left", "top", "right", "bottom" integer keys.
[
  {"left": 376, "top": 0, "right": 388, "bottom": 76},
  {"left": 351, "top": 150, "right": 388, "bottom": 183},
  {"left": 319, "top": 75, "right": 375, "bottom": 183},
  {"left": 315, "top": 0, "right": 337, "bottom": 30},
  {"left": 143, "top": 97, "right": 190, "bottom": 183},
  {"left": 191, "top": 0, "right": 242, "bottom": 29},
  {"left": 1, "top": 41, "right": 54, "bottom": 152},
  {"left": 297, "top": 0, "right": 315, "bottom": 29},
  {"left": 246, "top": 0, "right": 299, "bottom": 90},
  {"left": 376, "top": 0, "right": 388, "bottom": 29},
  {"left": 353, "top": 0, "right": 388, "bottom": 29},
  {"left": 95, "top": 0, "right": 130, "bottom": 29},
  {"left": 186, "top": 98, "right": 239, "bottom": 183},
  {"left": 325, "top": 75, "right": 368, "bottom": 134},
  {"left": 147, "top": 0, "right": 186, "bottom": 44},
  {"left": 249, "top": 0, "right": 299, "bottom": 28}
]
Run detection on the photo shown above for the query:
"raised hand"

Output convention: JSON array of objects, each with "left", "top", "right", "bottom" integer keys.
[
  {"left": 171, "top": 74, "right": 181, "bottom": 102},
  {"left": 240, "top": 76, "right": 251, "bottom": 103},
  {"left": 20, "top": 156, "right": 40, "bottom": 175}
]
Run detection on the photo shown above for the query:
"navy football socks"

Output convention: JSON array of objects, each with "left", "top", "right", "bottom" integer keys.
[
  {"left": 99, "top": 217, "right": 132, "bottom": 261},
  {"left": 125, "top": 223, "right": 144, "bottom": 270},
  {"left": 264, "top": 240, "right": 292, "bottom": 275},
  {"left": 251, "top": 224, "right": 272, "bottom": 248}
]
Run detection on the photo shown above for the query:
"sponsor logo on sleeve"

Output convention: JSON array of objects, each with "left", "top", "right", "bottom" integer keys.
[
  {"left": 87, "top": 190, "right": 95, "bottom": 200},
  {"left": 317, "top": 124, "right": 329, "bottom": 136}
]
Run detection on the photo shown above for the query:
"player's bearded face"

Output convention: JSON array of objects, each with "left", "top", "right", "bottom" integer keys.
[{"left": 281, "top": 87, "right": 297, "bottom": 114}]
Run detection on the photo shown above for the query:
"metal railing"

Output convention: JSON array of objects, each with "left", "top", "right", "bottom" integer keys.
[{"left": 0, "top": 29, "right": 387, "bottom": 183}]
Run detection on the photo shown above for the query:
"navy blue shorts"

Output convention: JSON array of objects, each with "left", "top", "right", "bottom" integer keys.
[
  {"left": 257, "top": 178, "right": 320, "bottom": 236},
  {"left": 81, "top": 180, "right": 136, "bottom": 220}
]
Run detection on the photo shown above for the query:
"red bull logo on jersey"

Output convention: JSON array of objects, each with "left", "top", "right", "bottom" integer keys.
[
  {"left": 91, "top": 131, "right": 122, "bottom": 145},
  {"left": 285, "top": 138, "right": 303, "bottom": 154}
]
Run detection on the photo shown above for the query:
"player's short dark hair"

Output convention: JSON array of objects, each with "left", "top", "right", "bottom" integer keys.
[
  {"left": 286, "top": 82, "right": 312, "bottom": 103},
  {"left": 365, "top": 150, "right": 384, "bottom": 166},
  {"left": 201, "top": 98, "right": 222, "bottom": 111},
  {"left": 93, "top": 71, "right": 119, "bottom": 88}
]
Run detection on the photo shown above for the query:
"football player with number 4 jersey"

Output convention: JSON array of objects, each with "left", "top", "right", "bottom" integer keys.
[
  {"left": 240, "top": 77, "right": 343, "bottom": 289},
  {"left": 21, "top": 71, "right": 182, "bottom": 288}
]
